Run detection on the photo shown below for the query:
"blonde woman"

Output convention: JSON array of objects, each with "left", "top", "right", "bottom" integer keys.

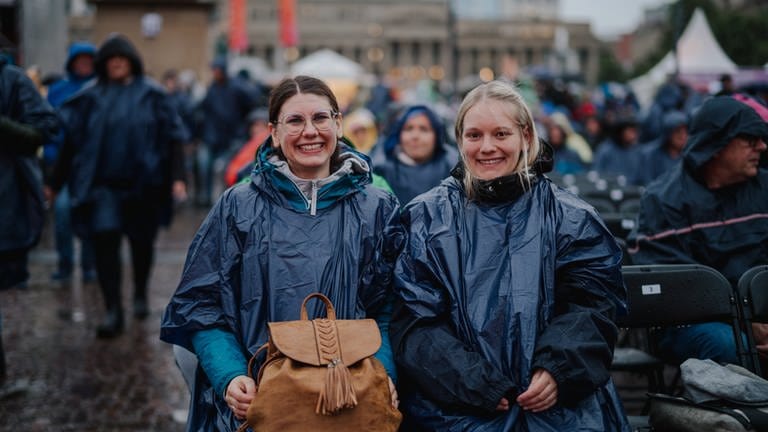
[{"left": 391, "top": 80, "right": 631, "bottom": 431}]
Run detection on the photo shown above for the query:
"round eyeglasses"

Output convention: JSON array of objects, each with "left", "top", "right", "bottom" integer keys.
[{"left": 276, "top": 110, "right": 338, "bottom": 136}]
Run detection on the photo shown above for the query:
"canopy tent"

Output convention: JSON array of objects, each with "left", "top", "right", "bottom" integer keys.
[
  {"left": 629, "top": 8, "right": 737, "bottom": 108},
  {"left": 290, "top": 49, "right": 368, "bottom": 111}
]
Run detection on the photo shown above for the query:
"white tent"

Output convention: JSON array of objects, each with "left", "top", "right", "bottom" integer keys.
[
  {"left": 629, "top": 8, "right": 737, "bottom": 108},
  {"left": 290, "top": 49, "right": 365, "bottom": 80}
]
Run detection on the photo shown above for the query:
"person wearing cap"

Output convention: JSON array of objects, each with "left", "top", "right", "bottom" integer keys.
[
  {"left": 632, "top": 110, "right": 688, "bottom": 186},
  {"left": 45, "top": 41, "right": 98, "bottom": 283},
  {"left": 628, "top": 96, "right": 768, "bottom": 365},
  {"left": 46, "top": 34, "right": 188, "bottom": 338}
]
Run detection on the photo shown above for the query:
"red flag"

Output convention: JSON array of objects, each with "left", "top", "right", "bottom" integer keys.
[
  {"left": 279, "top": 0, "right": 298, "bottom": 47},
  {"left": 229, "top": 0, "right": 248, "bottom": 53}
]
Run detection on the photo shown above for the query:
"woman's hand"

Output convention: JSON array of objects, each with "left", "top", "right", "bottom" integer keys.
[
  {"left": 225, "top": 375, "right": 256, "bottom": 420},
  {"left": 388, "top": 376, "right": 399, "bottom": 409},
  {"left": 496, "top": 397, "right": 510, "bottom": 411},
  {"left": 516, "top": 369, "right": 558, "bottom": 412}
]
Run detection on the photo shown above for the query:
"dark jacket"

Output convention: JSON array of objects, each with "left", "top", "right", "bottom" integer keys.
[
  {"left": 199, "top": 61, "right": 258, "bottom": 153},
  {"left": 160, "top": 143, "right": 405, "bottom": 432},
  {"left": 0, "top": 59, "right": 59, "bottom": 252},
  {"left": 593, "top": 130, "right": 642, "bottom": 180},
  {"left": 49, "top": 35, "right": 187, "bottom": 235},
  {"left": 391, "top": 160, "right": 629, "bottom": 430},
  {"left": 633, "top": 110, "right": 688, "bottom": 186},
  {"left": 371, "top": 105, "right": 459, "bottom": 205},
  {"left": 628, "top": 97, "right": 768, "bottom": 285}
]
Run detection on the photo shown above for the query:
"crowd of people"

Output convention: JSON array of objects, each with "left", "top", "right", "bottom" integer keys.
[{"left": 1, "top": 32, "right": 768, "bottom": 430}]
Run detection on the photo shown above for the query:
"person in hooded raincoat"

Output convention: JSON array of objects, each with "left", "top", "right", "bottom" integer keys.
[
  {"left": 161, "top": 75, "right": 404, "bottom": 432},
  {"left": 46, "top": 34, "right": 188, "bottom": 338},
  {"left": 45, "top": 41, "right": 98, "bottom": 283},
  {"left": 1, "top": 52, "right": 59, "bottom": 389},
  {"left": 628, "top": 96, "right": 768, "bottom": 365},
  {"left": 370, "top": 104, "right": 459, "bottom": 205},
  {"left": 391, "top": 80, "right": 630, "bottom": 431},
  {"left": 631, "top": 110, "right": 688, "bottom": 187}
]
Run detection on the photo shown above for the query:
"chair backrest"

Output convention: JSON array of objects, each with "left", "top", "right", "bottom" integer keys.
[
  {"left": 738, "top": 265, "right": 768, "bottom": 322},
  {"left": 737, "top": 265, "right": 768, "bottom": 376},
  {"left": 619, "top": 264, "right": 738, "bottom": 329}
]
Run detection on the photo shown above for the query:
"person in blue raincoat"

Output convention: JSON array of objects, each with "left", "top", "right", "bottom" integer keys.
[
  {"left": 46, "top": 34, "right": 188, "bottom": 337},
  {"left": 370, "top": 104, "right": 458, "bottom": 205},
  {"left": 632, "top": 110, "right": 688, "bottom": 186},
  {"left": 45, "top": 41, "right": 98, "bottom": 283},
  {"left": 160, "top": 75, "right": 404, "bottom": 432},
  {"left": 391, "top": 80, "right": 631, "bottom": 431},
  {"left": 592, "top": 115, "right": 642, "bottom": 181},
  {"left": 628, "top": 96, "right": 768, "bottom": 365}
]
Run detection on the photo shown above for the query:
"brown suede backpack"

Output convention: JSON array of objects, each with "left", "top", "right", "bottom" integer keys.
[{"left": 237, "top": 293, "right": 402, "bottom": 432}]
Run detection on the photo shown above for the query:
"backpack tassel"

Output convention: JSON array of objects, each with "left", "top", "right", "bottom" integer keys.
[{"left": 316, "top": 358, "right": 358, "bottom": 415}]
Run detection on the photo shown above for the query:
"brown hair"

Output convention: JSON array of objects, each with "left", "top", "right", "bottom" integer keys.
[
  {"left": 268, "top": 75, "right": 340, "bottom": 124},
  {"left": 454, "top": 80, "right": 540, "bottom": 198}
]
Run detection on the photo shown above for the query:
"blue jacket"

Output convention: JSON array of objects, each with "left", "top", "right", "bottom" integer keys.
[
  {"left": 44, "top": 41, "right": 97, "bottom": 166},
  {"left": 391, "top": 166, "right": 630, "bottom": 431},
  {"left": 371, "top": 105, "right": 459, "bottom": 205},
  {"left": 633, "top": 110, "right": 688, "bottom": 186},
  {"left": 161, "top": 144, "right": 405, "bottom": 432},
  {"left": 199, "top": 76, "right": 258, "bottom": 152},
  {"left": 0, "top": 59, "right": 59, "bottom": 253},
  {"left": 628, "top": 97, "right": 768, "bottom": 285},
  {"left": 592, "top": 137, "right": 642, "bottom": 180}
]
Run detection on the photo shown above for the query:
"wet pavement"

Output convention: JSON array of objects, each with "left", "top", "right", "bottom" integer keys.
[
  {"left": 0, "top": 204, "right": 651, "bottom": 431},
  {"left": 0, "top": 205, "right": 209, "bottom": 431}
]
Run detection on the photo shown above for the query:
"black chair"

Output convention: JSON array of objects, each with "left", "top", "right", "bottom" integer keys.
[
  {"left": 612, "top": 264, "right": 750, "bottom": 411},
  {"left": 737, "top": 265, "right": 768, "bottom": 377}
]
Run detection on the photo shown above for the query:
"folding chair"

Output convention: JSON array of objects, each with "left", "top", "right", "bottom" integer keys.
[
  {"left": 737, "top": 265, "right": 768, "bottom": 377},
  {"left": 612, "top": 264, "right": 749, "bottom": 411}
]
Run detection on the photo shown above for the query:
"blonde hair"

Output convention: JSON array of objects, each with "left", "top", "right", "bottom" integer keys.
[{"left": 454, "top": 80, "right": 540, "bottom": 199}]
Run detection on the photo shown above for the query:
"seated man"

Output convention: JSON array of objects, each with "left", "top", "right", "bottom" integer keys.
[{"left": 628, "top": 96, "right": 768, "bottom": 365}]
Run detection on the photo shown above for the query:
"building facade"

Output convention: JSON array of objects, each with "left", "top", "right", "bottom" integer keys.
[{"left": 218, "top": 0, "right": 600, "bottom": 85}]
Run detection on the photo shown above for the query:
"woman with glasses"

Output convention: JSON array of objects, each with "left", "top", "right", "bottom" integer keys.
[
  {"left": 390, "top": 81, "right": 630, "bottom": 431},
  {"left": 161, "top": 75, "right": 404, "bottom": 431},
  {"left": 371, "top": 104, "right": 459, "bottom": 205}
]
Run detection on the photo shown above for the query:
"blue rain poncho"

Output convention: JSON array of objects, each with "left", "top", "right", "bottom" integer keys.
[
  {"left": 161, "top": 143, "right": 405, "bottom": 432},
  {"left": 391, "top": 160, "right": 630, "bottom": 431}
]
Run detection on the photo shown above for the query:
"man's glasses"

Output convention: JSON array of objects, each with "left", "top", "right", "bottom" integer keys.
[
  {"left": 276, "top": 110, "right": 338, "bottom": 136},
  {"left": 738, "top": 135, "right": 765, "bottom": 150}
]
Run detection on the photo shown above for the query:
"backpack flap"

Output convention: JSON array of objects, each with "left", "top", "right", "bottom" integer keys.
[{"left": 267, "top": 318, "right": 381, "bottom": 366}]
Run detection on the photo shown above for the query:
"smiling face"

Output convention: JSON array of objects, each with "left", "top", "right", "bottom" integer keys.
[
  {"left": 460, "top": 99, "right": 530, "bottom": 180},
  {"left": 269, "top": 92, "right": 342, "bottom": 179},
  {"left": 399, "top": 112, "right": 437, "bottom": 164}
]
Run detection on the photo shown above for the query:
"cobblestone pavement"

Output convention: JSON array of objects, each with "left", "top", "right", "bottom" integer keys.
[{"left": 0, "top": 206, "right": 209, "bottom": 431}]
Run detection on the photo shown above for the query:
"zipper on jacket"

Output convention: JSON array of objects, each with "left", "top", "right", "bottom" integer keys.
[{"left": 310, "top": 180, "right": 318, "bottom": 216}]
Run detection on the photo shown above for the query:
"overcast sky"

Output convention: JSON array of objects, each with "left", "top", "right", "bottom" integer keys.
[{"left": 560, "top": 0, "right": 674, "bottom": 39}]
